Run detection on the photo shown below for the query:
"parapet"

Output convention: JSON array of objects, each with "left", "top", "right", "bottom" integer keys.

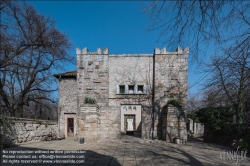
[
  {"left": 176, "top": 47, "right": 189, "bottom": 54},
  {"left": 154, "top": 47, "right": 189, "bottom": 55},
  {"left": 154, "top": 47, "right": 166, "bottom": 54},
  {"left": 76, "top": 47, "right": 109, "bottom": 55}
]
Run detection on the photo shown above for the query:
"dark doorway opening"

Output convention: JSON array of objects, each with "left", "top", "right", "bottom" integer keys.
[{"left": 67, "top": 118, "right": 74, "bottom": 137}]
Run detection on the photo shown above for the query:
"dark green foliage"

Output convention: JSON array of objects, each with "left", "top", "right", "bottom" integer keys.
[
  {"left": 232, "top": 139, "right": 249, "bottom": 151},
  {"left": 0, "top": 115, "right": 11, "bottom": 132},
  {"left": 84, "top": 97, "right": 96, "bottom": 104},
  {"left": 194, "top": 107, "right": 250, "bottom": 152},
  {"left": 195, "top": 107, "right": 233, "bottom": 131},
  {"left": 167, "top": 99, "right": 182, "bottom": 106},
  {"left": 186, "top": 112, "right": 200, "bottom": 123}
]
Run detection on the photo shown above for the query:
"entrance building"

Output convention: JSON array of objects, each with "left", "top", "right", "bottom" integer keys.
[{"left": 54, "top": 47, "right": 188, "bottom": 142}]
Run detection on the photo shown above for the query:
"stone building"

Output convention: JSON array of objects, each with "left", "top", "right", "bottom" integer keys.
[{"left": 54, "top": 47, "right": 189, "bottom": 142}]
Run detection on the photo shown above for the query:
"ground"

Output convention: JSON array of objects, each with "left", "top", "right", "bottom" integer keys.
[{"left": 2, "top": 136, "right": 249, "bottom": 166}]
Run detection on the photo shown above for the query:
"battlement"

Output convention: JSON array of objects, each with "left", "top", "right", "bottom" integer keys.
[
  {"left": 76, "top": 47, "right": 189, "bottom": 55},
  {"left": 76, "top": 47, "right": 109, "bottom": 55},
  {"left": 154, "top": 47, "right": 189, "bottom": 55}
]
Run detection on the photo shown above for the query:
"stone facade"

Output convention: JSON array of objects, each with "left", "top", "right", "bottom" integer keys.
[
  {"left": 55, "top": 47, "right": 188, "bottom": 142},
  {"left": 162, "top": 104, "right": 187, "bottom": 142},
  {"left": 57, "top": 74, "right": 77, "bottom": 137}
]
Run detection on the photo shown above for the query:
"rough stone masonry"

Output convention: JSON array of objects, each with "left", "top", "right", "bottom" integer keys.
[
  {"left": 0, "top": 119, "right": 58, "bottom": 146},
  {"left": 54, "top": 47, "right": 189, "bottom": 143}
]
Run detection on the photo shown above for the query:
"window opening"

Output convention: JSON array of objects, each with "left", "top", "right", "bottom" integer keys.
[
  {"left": 128, "top": 85, "right": 134, "bottom": 94},
  {"left": 120, "top": 85, "right": 125, "bottom": 94},
  {"left": 138, "top": 85, "right": 143, "bottom": 94}
]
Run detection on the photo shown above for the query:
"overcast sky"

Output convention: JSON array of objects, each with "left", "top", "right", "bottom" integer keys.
[{"left": 29, "top": 1, "right": 202, "bottom": 95}]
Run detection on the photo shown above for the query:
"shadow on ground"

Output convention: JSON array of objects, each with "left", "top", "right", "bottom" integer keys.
[
  {"left": 133, "top": 143, "right": 216, "bottom": 166},
  {"left": 1, "top": 136, "right": 249, "bottom": 166},
  {"left": 1, "top": 146, "right": 121, "bottom": 166},
  {"left": 188, "top": 136, "right": 204, "bottom": 143}
]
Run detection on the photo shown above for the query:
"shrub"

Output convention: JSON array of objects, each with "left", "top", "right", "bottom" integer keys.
[
  {"left": 195, "top": 107, "right": 232, "bottom": 131},
  {"left": 84, "top": 97, "right": 96, "bottom": 104},
  {"left": 167, "top": 99, "right": 182, "bottom": 106},
  {"left": 232, "top": 139, "right": 249, "bottom": 151},
  {"left": 0, "top": 115, "right": 11, "bottom": 132}
]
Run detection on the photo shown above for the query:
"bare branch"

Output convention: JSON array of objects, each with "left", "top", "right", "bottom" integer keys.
[{"left": 0, "top": 0, "right": 72, "bottom": 118}]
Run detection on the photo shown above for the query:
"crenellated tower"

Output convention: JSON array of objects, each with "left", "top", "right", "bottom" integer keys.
[{"left": 76, "top": 47, "right": 109, "bottom": 141}]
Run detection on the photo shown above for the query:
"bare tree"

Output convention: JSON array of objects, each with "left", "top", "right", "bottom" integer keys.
[
  {"left": 0, "top": 0, "right": 72, "bottom": 117},
  {"left": 144, "top": 0, "right": 250, "bottom": 62},
  {"left": 145, "top": 1, "right": 250, "bottom": 124},
  {"left": 205, "top": 41, "right": 250, "bottom": 124},
  {"left": 186, "top": 92, "right": 203, "bottom": 113}
]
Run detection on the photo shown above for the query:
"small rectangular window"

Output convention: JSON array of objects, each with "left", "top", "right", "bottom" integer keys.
[
  {"left": 128, "top": 85, "right": 134, "bottom": 94},
  {"left": 120, "top": 85, "right": 125, "bottom": 94},
  {"left": 117, "top": 85, "right": 146, "bottom": 95},
  {"left": 138, "top": 85, "right": 143, "bottom": 94}
]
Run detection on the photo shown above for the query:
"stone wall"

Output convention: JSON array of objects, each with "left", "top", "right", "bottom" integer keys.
[
  {"left": 109, "top": 54, "right": 153, "bottom": 139},
  {"left": 78, "top": 105, "right": 99, "bottom": 142},
  {"left": 0, "top": 119, "right": 58, "bottom": 147},
  {"left": 76, "top": 48, "right": 109, "bottom": 141},
  {"left": 58, "top": 77, "right": 77, "bottom": 137},
  {"left": 109, "top": 54, "right": 153, "bottom": 98},
  {"left": 193, "top": 123, "right": 204, "bottom": 136},
  {"left": 107, "top": 47, "right": 188, "bottom": 139},
  {"left": 154, "top": 47, "right": 188, "bottom": 139},
  {"left": 187, "top": 118, "right": 204, "bottom": 137},
  {"left": 162, "top": 104, "right": 187, "bottom": 143}
]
